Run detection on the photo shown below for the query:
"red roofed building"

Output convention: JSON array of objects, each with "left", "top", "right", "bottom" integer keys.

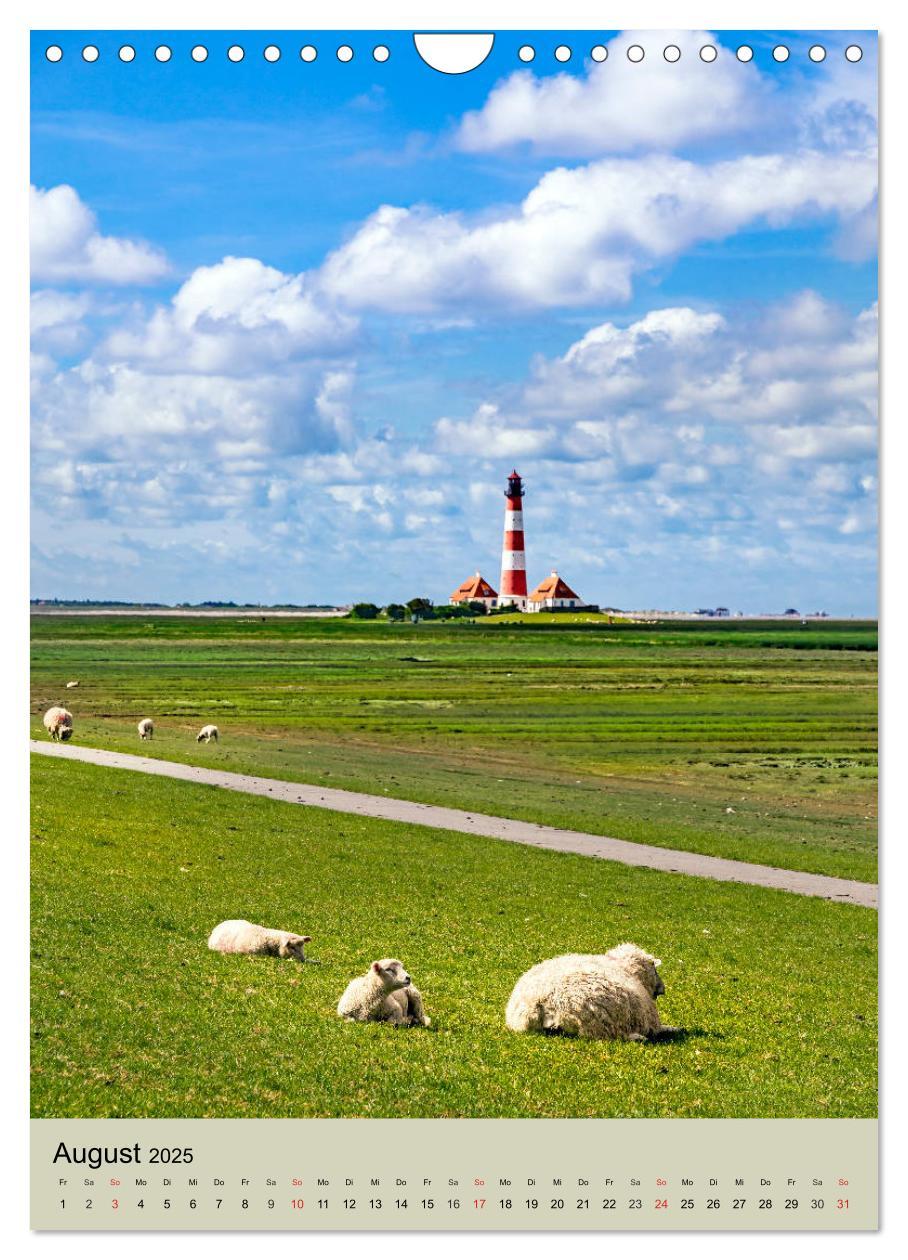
[
  {"left": 450, "top": 572, "right": 498, "bottom": 609},
  {"left": 527, "top": 571, "right": 583, "bottom": 613}
]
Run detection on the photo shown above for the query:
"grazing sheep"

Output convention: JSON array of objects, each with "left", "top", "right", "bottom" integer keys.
[
  {"left": 65, "top": 680, "right": 79, "bottom": 689},
  {"left": 207, "top": 919, "right": 312, "bottom": 961},
  {"left": 337, "top": 959, "right": 430, "bottom": 1027},
  {"left": 137, "top": 718, "right": 154, "bottom": 741},
  {"left": 505, "top": 943, "right": 676, "bottom": 1042},
  {"left": 43, "top": 706, "right": 73, "bottom": 742},
  {"left": 197, "top": 724, "right": 219, "bottom": 743}
]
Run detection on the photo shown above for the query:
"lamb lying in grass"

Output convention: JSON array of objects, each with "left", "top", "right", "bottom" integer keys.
[
  {"left": 137, "top": 718, "right": 154, "bottom": 740},
  {"left": 197, "top": 724, "right": 219, "bottom": 743},
  {"left": 337, "top": 959, "right": 430, "bottom": 1027},
  {"left": 207, "top": 919, "right": 312, "bottom": 961},
  {"left": 43, "top": 706, "right": 73, "bottom": 742},
  {"left": 505, "top": 943, "right": 676, "bottom": 1041}
]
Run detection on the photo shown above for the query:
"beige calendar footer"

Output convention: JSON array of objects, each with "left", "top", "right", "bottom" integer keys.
[{"left": 31, "top": 1117, "right": 877, "bottom": 1231}]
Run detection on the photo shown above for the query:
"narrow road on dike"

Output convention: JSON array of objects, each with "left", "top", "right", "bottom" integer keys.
[{"left": 31, "top": 741, "right": 878, "bottom": 908}]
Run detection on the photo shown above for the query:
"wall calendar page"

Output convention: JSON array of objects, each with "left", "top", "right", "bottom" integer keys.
[{"left": 28, "top": 15, "right": 879, "bottom": 1239}]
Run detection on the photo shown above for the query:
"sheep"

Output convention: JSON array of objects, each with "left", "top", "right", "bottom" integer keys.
[
  {"left": 137, "top": 718, "right": 154, "bottom": 741},
  {"left": 207, "top": 919, "right": 312, "bottom": 961},
  {"left": 504, "top": 943, "right": 677, "bottom": 1042},
  {"left": 65, "top": 680, "right": 79, "bottom": 689},
  {"left": 43, "top": 706, "right": 73, "bottom": 742},
  {"left": 337, "top": 959, "right": 430, "bottom": 1027},
  {"left": 197, "top": 724, "right": 219, "bottom": 743}
]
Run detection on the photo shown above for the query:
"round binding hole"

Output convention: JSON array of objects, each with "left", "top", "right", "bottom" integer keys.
[
  {"left": 228, "top": 45, "right": 245, "bottom": 63},
  {"left": 627, "top": 44, "right": 645, "bottom": 62},
  {"left": 554, "top": 45, "right": 571, "bottom": 62},
  {"left": 736, "top": 45, "right": 754, "bottom": 62},
  {"left": 337, "top": 45, "right": 354, "bottom": 62},
  {"left": 300, "top": 45, "right": 317, "bottom": 63},
  {"left": 590, "top": 45, "right": 607, "bottom": 63},
  {"left": 518, "top": 44, "right": 535, "bottom": 63},
  {"left": 118, "top": 45, "right": 136, "bottom": 63},
  {"left": 191, "top": 45, "right": 208, "bottom": 62},
  {"left": 809, "top": 44, "right": 827, "bottom": 62},
  {"left": 845, "top": 44, "right": 863, "bottom": 63},
  {"left": 373, "top": 45, "right": 390, "bottom": 62},
  {"left": 82, "top": 45, "right": 99, "bottom": 63},
  {"left": 45, "top": 45, "right": 63, "bottom": 62},
  {"left": 154, "top": 46, "right": 172, "bottom": 63},
  {"left": 663, "top": 45, "right": 681, "bottom": 62},
  {"left": 772, "top": 45, "right": 790, "bottom": 62},
  {"left": 264, "top": 45, "right": 281, "bottom": 62},
  {"left": 699, "top": 44, "right": 718, "bottom": 62}
]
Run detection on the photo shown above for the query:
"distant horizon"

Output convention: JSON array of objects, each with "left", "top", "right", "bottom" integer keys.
[{"left": 29, "top": 595, "right": 876, "bottom": 619}]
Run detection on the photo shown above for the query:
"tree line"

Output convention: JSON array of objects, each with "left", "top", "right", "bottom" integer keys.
[{"left": 349, "top": 598, "right": 491, "bottom": 621}]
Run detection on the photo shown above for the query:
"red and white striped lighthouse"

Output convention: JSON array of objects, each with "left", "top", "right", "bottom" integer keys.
[{"left": 499, "top": 469, "right": 528, "bottom": 609}]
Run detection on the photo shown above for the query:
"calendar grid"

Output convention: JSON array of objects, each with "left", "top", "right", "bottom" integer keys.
[{"left": 32, "top": 1118, "right": 877, "bottom": 1231}]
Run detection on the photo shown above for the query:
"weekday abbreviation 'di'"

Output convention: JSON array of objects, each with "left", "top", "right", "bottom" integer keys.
[{"left": 500, "top": 469, "right": 527, "bottom": 610}]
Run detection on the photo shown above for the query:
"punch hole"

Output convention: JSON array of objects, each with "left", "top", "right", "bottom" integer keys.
[
  {"left": 699, "top": 45, "right": 718, "bottom": 62},
  {"left": 337, "top": 45, "right": 354, "bottom": 62},
  {"left": 300, "top": 45, "right": 317, "bottom": 63},
  {"left": 809, "top": 45, "right": 827, "bottom": 62},
  {"left": 413, "top": 34, "right": 495, "bottom": 74},
  {"left": 845, "top": 45, "right": 863, "bottom": 62},
  {"left": 554, "top": 45, "right": 572, "bottom": 63},
  {"left": 118, "top": 46, "right": 136, "bottom": 63},
  {"left": 155, "top": 46, "right": 172, "bottom": 63},
  {"left": 191, "top": 46, "right": 208, "bottom": 62},
  {"left": 45, "top": 45, "right": 63, "bottom": 62},
  {"left": 663, "top": 45, "right": 681, "bottom": 62},
  {"left": 590, "top": 45, "right": 607, "bottom": 63},
  {"left": 627, "top": 45, "right": 645, "bottom": 63},
  {"left": 772, "top": 46, "right": 790, "bottom": 63},
  {"left": 373, "top": 45, "right": 390, "bottom": 63},
  {"left": 228, "top": 45, "right": 245, "bottom": 63},
  {"left": 736, "top": 45, "right": 754, "bottom": 63},
  {"left": 518, "top": 45, "right": 535, "bottom": 62},
  {"left": 264, "top": 45, "right": 281, "bottom": 62},
  {"left": 82, "top": 45, "right": 99, "bottom": 63}
]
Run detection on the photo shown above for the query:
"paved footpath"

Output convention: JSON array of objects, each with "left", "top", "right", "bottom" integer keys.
[{"left": 31, "top": 742, "right": 878, "bottom": 909}]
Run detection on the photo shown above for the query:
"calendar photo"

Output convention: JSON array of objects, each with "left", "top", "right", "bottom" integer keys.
[{"left": 29, "top": 23, "right": 878, "bottom": 1232}]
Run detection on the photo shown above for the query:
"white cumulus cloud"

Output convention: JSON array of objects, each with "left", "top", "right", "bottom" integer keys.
[
  {"left": 31, "top": 185, "right": 169, "bottom": 285},
  {"left": 104, "top": 256, "right": 357, "bottom": 373},
  {"left": 457, "top": 31, "right": 773, "bottom": 156},
  {"left": 318, "top": 150, "right": 876, "bottom": 313}
]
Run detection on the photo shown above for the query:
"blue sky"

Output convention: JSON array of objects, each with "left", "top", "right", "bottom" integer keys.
[{"left": 30, "top": 29, "right": 878, "bottom": 612}]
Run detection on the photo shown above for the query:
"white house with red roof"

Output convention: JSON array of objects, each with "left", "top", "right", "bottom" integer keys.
[
  {"left": 450, "top": 572, "right": 498, "bottom": 609},
  {"left": 527, "top": 571, "right": 583, "bottom": 612}
]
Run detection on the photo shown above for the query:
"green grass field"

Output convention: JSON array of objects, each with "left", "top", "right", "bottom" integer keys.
[
  {"left": 31, "top": 615, "right": 878, "bottom": 880},
  {"left": 31, "top": 756, "right": 877, "bottom": 1119}
]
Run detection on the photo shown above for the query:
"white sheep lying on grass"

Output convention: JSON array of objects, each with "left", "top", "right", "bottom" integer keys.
[
  {"left": 337, "top": 959, "right": 431, "bottom": 1027},
  {"left": 43, "top": 706, "right": 73, "bottom": 742},
  {"left": 137, "top": 718, "right": 154, "bottom": 740},
  {"left": 207, "top": 919, "right": 312, "bottom": 961},
  {"left": 505, "top": 943, "right": 677, "bottom": 1042},
  {"left": 65, "top": 680, "right": 79, "bottom": 689},
  {"left": 197, "top": 724, "right": 219, "bottom": 743}
]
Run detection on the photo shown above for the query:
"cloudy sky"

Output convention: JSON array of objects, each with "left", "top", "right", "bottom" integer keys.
[{"left": 31, "top": 29, "right": 878, "bottom": 612}]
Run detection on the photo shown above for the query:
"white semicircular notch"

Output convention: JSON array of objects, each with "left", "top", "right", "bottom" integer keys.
[{"left": 413, "top": 33, "right": 495, "bottom": 74}]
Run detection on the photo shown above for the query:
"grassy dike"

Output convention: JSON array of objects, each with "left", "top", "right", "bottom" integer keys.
[{"left": 31, "top": 756, "right": 877, "bottom": 1119}]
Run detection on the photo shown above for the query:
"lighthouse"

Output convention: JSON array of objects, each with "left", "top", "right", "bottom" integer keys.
[{"left": 499, "top": 469, "right": 528, "bottom": 609}]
